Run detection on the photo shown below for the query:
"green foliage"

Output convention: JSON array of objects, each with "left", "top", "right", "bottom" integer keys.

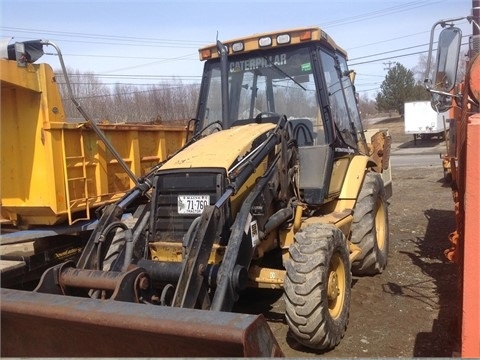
[{"left": 376, "top": 63, "right": 430, "bottom": 115}]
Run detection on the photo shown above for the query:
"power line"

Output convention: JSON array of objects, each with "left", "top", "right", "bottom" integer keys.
[
  {"left": 46, "top": 40, "right": 437, "bottom": 73},
  {"left": 347, "top": 30, "right": 429, "bottom": 51},
  {"left": 358, "top": 74, "right": 386, "bottom": 78},
  {"left": 36, "top": 34, "right": 467, "bottom": 72},
  {"left": 350, "top": 43, "right": 430, "bottom": 62},
  {"left": 349, "top": 41, "right": 469, "bottom": 66},
  {"left": 61, "top": 53, "right": 197, "bottom": 61},
  {"left": 349, "top": 34, "right": 470, "bottom": 62},
  {"left": 345, "top": 18, "right": 469, "bottom": 52},
  {"left": 356, "top": 87, "right": 381, "bottom": 93},
  {"left": 1, "top": 0, "right": 466, "bottom": 74},
  {"left": 99, "top": 54, "right": 198, "bottom": 74},
  {"left": 318, "top": 0, "right": 445, "bottom": 28},
  {"left": 3, "top": 0, "right": 466, "bottom": 92},
  {"left": 1, "top": 26, "right": 208, "bottom": 47}
]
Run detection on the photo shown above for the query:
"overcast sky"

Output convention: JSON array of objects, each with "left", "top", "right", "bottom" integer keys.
[{"left": 0, "top": 0, "right": 474, "bottom": 98}]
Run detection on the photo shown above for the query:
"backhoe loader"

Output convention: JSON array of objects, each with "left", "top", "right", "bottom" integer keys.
[{"left": 1, "top": 27, "right": 391, "bottom": 357}]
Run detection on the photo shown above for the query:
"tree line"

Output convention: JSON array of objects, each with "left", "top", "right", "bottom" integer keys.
[
  {"left": 56, "top": 54, "right": 461, "bottom": 123},
  {"left": 56, "top": 69, "right": 200, "bottom": 124}
]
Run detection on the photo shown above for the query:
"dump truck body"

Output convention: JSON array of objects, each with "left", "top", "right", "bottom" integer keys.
[
  {"left": 1, "top": 58, "right": 186, "bottom": 226},
  {"left": 0, "top": 45, "right": 186, "bottom": 286}
]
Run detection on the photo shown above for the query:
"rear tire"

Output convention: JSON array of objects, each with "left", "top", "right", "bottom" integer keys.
[
  {"left": 284, "top": 224, "right": 351, "bottom": 350},
  {"left": 350, "top": 172, "right": 389, "bottom": 275},
  {"left": 102, "top": 215, "right": 137, "bottom": 271}
]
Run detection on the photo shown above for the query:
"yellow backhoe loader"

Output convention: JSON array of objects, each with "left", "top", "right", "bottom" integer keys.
[{"left": 1, "top": 27, "right": 391, "bottom": 357}]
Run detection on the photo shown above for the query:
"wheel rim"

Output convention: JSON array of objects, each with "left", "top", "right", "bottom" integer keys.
[
  {"left": 375, "top": 199, "right": 387, "bottom": 251},
  {"left": 327, "top": 252, "right": 346, "bottom": 319}
]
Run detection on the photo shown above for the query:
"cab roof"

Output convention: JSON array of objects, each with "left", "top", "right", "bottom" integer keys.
[{"left": 198, "top": 27, "right": 348, "bottom": 61}]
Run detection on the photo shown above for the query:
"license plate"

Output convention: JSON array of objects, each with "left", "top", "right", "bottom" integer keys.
[{"left": 177, "top": 195, "right": 210, "bottom": 214}]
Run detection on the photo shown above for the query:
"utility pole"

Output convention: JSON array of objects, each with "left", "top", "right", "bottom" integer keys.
[{"left": 383, "top": 61, "right": 394, "bottom": 71}]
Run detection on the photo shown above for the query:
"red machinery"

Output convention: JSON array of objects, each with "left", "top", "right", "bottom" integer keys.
[{"left": 425, "top": 1, "right": 480, "bottom": 356}]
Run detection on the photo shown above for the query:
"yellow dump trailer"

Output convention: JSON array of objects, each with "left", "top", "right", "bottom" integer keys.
[
  {"left": 1, "top": 59, "right": 186, "bottom": 226},
  {"left": 0, "top": 41, "right": 188, "bottom": 286}
]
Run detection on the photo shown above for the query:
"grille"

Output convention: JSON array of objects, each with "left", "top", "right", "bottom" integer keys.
[{"left": 150, "top": 169, "right": 226, "bottom": 242}]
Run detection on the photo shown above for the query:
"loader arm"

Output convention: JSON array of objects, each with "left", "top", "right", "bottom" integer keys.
[
  {"left": 212, "top": 154, "right": 284, "bottom": 311},
  {"left": 173, "top": 115, "right": 291, "bottom": 310},
  {"left": 171, "top": 204, "right": 221, "bottom": 308}
]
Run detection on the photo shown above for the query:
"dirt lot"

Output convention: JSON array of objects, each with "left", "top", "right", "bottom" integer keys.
[{"left": 241, "top": 117, "right": 461, "bottom": 357}]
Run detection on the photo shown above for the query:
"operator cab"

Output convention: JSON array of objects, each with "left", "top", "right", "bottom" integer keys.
[{"left": 195, "top": 27, "right": 366, "bottom": 154}]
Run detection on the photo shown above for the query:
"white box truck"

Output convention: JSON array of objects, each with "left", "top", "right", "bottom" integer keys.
[{"left": 404, "top": 101, "right": 450, "bottom": 144}]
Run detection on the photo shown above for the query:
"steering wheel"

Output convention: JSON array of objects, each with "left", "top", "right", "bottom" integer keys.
[{"left": 254, "top": 112, "right": 281, "bottom": 123}]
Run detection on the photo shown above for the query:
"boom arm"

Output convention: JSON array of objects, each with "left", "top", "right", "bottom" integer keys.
[{"left": 173, "top": 115, "right": 291, "bottom": 310}]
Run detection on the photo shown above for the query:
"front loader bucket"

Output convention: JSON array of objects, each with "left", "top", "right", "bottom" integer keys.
[{"left": 1, "top": 288, "right": 283, "bottom": 357}]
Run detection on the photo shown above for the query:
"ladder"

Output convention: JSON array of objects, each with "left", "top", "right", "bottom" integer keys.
[{"left": 61, "top": 128, "right": 90, "bottom": 224}]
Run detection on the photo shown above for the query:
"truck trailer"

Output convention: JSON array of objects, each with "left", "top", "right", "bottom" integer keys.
[{"left": 404, "top": 100, "right": 450, "bottom": 144}]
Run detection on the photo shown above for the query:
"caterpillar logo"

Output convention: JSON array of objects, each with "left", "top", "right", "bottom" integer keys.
[
  {"left": 230, "top": 54, "right": 287, "bottom": 72},
  {"left": 53, "top": 247, "right": 82, "bottom": 261}
]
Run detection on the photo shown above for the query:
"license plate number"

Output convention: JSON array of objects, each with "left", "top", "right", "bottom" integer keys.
[{"left": 177, "top": 195, "right": 210, "bottom": 214}]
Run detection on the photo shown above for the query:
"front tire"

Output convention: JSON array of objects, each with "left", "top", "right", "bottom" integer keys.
[
  {"left": 284, "top": 224, "right": 351, "bottom": 350},
  {"left": 350, "top": 172, "right": 389, "bottom": 275}
]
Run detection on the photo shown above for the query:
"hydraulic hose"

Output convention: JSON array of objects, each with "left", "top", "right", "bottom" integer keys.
[{"left": 96, "top": 222, "right": 131, "bottom": 271}]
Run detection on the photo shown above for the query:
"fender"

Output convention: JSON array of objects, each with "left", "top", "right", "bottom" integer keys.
[{"left": 334, "top": 154, "right": 373, "bottom": 212}]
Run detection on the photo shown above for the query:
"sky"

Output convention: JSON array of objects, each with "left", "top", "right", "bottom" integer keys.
[{"left": 0, "top": 0, "right": 475, "bottom": 99}]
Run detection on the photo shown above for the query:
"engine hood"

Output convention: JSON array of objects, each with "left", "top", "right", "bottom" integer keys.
[{"left": 162, "top": 123, "right": 276, "bottom": 170}]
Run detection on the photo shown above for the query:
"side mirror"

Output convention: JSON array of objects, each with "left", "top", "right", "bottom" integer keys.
[
  {"left": 433, "top": 27, "right": 462, "bottom": 93},
  {"left": 424, "top": 20, "right": 464, "bottom": 113}
]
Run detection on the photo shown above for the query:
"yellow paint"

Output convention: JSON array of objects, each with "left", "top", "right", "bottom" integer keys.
[
  {"left": 1, "top": 59, "right": 187, "bottom": 225},
  {"left": 328, "top": 156, "right": 351, "bottom": 198},
  {"left": 161, "top": 123, "right": 276, "bottom": 170},
  {"left": 302, "top": 211, "right": 353, "bottom": 239},
  {"left": 149, "top": 241, "right": 225, "bottom": 264},
  {"left": 334, "top": 155, "right": 370, "bottom": 212},
  {"left": 248, "top": 265, "right": 286, "bottom": 288},
  {"left": 199, "top": 27, "right": 347, "bottom": 60},
  {"left": 161, "top": 123, "right": 276, "bottom": 216}
]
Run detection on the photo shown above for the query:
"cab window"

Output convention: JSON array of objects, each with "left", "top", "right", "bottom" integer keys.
[{"left": 319, "top": 50, "right": 357, "bottom": 150}]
